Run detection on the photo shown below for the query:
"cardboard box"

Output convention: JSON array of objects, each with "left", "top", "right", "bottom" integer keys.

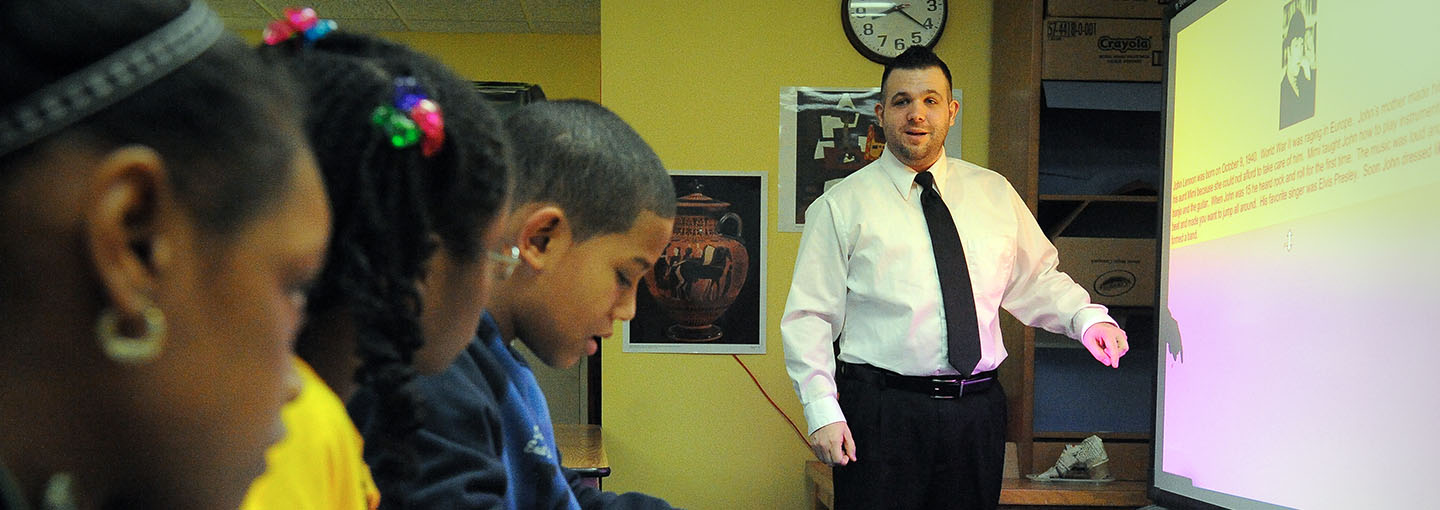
[
  {"left": 1054, "top": 237, "right": 1156, "bottom": 307},
  {"left": 1043, "top": 17, "right": 1165, "bottom": 82},
  {"left": 1047, "top": 0, "right": 1168, "bottom": 19}
]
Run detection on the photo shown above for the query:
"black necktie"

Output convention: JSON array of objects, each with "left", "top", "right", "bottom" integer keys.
[{"left": 914, "top": 170, "right": 982, "bottom": 375}]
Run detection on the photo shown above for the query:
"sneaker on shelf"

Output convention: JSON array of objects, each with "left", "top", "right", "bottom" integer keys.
[{"left": 1025, "top": 435, "right": 1113, "bottom": 483}]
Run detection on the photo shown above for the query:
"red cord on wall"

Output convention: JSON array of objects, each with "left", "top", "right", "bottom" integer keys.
[{"left": 732, "top": 354, "right": 810, "bottom": 449}]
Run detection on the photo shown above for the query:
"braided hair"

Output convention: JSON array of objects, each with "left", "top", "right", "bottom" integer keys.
[{"left": 261, "top": 32, "right": 511, "bottom": 503}]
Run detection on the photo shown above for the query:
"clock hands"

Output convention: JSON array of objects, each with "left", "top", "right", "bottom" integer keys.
[
  {"left": 878, "top": 3, "right": 929, "bottom": 30},
  {"left": 895, "top": 7, "right": 929, "bottom": 29},
  {"left": 846, "top": 0, "right": 944, "bottom": 63}
]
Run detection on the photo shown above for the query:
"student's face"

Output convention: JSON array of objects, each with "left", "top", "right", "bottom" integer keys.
[
  {"left": 876, "top": 66, "right": 960, "bottom": 171},
  {"left": 137, "top": 151, "right": 330, "bottom": 506},
  {"left": 413, "top": 209, "right": 511, "bottom": 373},
  {"left": 524, "top": 211, "right": 673, "bottom": 369}
]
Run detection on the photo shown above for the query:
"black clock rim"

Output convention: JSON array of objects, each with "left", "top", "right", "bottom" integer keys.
[{"left": 840, "top": 0, "right": 949, "bottom": 65}]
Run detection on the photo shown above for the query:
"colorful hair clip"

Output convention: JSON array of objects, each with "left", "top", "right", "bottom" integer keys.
[
  {"left": 371, "top": 76, "right": 446, "bottom": 157},
  {"left": 263, "top": 7, "right": 337, "bottom": 46}
]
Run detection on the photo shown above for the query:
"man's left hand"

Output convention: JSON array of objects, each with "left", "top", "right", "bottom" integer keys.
[{"left": 1082, "top": 322, "right": 1128, "bottom": 368}]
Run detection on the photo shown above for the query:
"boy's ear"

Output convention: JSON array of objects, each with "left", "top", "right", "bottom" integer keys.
[
  {"left": 516, "top": 205, "right": 570, "bottom": 272},
  {"left": 84, "top": 146, "right": 172, "bottom": 327}
]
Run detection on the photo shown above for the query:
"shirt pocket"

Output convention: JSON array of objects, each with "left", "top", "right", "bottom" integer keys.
[{"left": 959, "top": 224, "right": 1016, "bottom": 311}]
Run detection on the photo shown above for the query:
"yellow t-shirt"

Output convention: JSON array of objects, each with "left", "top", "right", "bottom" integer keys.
[{"left": 240, "top": 357, "right": 380, "bottom": 510}]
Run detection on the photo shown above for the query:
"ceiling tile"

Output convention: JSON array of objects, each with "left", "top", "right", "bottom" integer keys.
[
  {"left": 219, "top": 0, "right": 598, "bottom": 34},
  {"left": 523, "top": 0, "right": 598, "bottom": 24},
  {"left": 404, "top": 19, "right": 533, "bottom": 33},
  {"left": 530, "top": 21, "right": 598, "bottom": 35},
  {"left": 262, "top": 0, "right": 398, "bottom": 20},
  {"left": 218, "top": 16, "right": 275, "bottom": 32},
  {"left": 209, "top": 0, "right": 272, "bottom": 18},
  {"left": 391, "top": 0, "right": 527, "bottom": 22},
  {"left": 330, "top": 18, "right": 412, "bottom": 32}
]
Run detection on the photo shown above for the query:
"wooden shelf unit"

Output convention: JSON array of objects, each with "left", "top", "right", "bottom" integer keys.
[{"left": 988, "top": 1, "right": 1160, "bottom": 507}]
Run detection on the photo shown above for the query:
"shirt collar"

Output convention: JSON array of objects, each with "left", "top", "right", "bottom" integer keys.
[{"left": 879, "top": 147, "right": 950, "bottom": 201}]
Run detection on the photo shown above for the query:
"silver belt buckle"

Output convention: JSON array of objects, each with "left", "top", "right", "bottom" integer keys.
[{"left": 930, "top": 378, "right": 961, "bottom": 399}]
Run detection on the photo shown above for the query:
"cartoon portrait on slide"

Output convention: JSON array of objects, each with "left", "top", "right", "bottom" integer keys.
[{"left": 1280, "top": 0, "right": 1318, "bottom": 129}]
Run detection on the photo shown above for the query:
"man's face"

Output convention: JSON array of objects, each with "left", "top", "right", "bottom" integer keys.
[
  {"left": 876, "top": 66, "right": 960, "bottom": 171},
  {"left": 1286, "top": 36, "right": 1306, "bottom": 79}
]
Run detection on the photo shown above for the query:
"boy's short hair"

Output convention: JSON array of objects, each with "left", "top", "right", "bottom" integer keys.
[{"left": 504, "top": 100, "right": 676, "bottom": 241}]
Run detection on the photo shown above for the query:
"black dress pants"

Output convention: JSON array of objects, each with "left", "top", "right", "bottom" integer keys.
[{"left": 833, "top": 370, "right": 1007, "bottom": 510}]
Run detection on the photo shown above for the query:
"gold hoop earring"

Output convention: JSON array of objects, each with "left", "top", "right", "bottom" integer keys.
[{"left": 96, "top": 305, "right": 167, "bottom": 364}]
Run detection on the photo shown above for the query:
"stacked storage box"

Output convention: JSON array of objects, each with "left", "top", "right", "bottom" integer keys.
[{"left": 1043, "top": 0, "right": 1168, "bottom": 82}]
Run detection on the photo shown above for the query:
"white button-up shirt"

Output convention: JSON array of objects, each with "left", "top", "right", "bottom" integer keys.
[{"left": 781, "top": 148, "right": 1115, "bottom": 434}]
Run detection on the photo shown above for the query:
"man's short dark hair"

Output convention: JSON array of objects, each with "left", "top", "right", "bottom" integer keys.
[{"left": 881, "top": 46, "right": 953, "bottom": 95}]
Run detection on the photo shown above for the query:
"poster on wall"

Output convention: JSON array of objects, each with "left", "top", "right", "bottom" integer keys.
[
  {"left": 778, "top": 86, "right": 963, "bottom": 232},
  {"left": 623, "top": 170, "right": 767, "bottom": 354}
]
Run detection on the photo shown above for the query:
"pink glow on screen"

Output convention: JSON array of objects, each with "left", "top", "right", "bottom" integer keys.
[{"left": 1160, "top": 186, "right": 1440, "bottom": 509}]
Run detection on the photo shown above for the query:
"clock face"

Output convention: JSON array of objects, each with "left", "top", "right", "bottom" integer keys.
[{"left": 843, "top": 0, "right": 949, "bottom": 64}]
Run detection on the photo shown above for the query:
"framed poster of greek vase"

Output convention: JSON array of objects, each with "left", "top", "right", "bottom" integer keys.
[{"left": 623, "top": 170, "right": 767, "bottom": 354}]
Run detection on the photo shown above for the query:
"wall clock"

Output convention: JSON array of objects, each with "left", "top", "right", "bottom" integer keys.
[{"left": 842, "top": 0, "right": 949, "bottom": 64}]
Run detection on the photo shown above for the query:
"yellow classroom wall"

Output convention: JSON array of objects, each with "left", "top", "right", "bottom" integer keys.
[{"left": 600, "top": 2, "right": 992, "bottom": 508}]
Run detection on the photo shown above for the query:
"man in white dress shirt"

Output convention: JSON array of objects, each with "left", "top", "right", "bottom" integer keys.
[{"left": 781, "top": 46, "right": 1130, "bottom": 510}]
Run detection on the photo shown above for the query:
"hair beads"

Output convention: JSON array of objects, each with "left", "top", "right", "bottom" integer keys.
[{"left": 371, "top": 76, "right": 445, "bottom": 157}]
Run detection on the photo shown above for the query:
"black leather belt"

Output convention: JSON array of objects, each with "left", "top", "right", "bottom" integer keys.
[{"left": 838, "top": 362, "right": 996, "bottom": 399}]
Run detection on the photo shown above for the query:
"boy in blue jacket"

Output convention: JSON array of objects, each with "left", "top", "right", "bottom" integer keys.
[{"left": 352, "top": 99, "right": 680, "bottom": 509}]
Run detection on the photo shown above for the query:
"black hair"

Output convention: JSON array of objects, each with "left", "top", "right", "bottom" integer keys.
[
  {"left": 0, "top": 0, "right": 301, "bottom": 235},
  {"left": 260, "top": 31, "right": 511, "bottom": 503},
  {"left": 881, "top": 45, "right": 954, "bottom": 97},
  {"left": 504, "top": 99, "right": 676, "bottom": 241},
  {"left": 1286, "top": 10, "right": 1307, "bottom": 45}
]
